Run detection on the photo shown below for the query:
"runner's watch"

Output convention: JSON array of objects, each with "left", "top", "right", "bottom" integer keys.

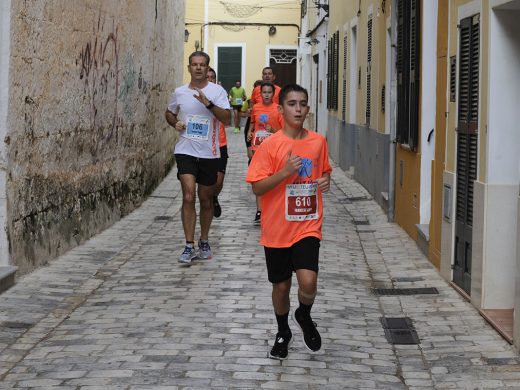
[{"left": 205, "top": 101, "right": 215, "bottom": 110}]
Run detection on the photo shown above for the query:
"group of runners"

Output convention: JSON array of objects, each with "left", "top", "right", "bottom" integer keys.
[{"left": 165, "top": 51, "right": 332, "bottom": 360}]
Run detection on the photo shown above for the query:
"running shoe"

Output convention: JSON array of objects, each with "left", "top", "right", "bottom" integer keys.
[
  {"left": 178, "top": 245, "right": 197, "bottom": 264},
  {"left": 254, "top": 211, "right": 261, "bottom": 225},
  {"left": 269, "top": 330, "right": 292, "bottom": 360},
  {"left": 294, "top": 308, "right": 321, "bottom": 352},
  {"left": 198, "top": 240, "right": 212, "bottom": 259},
  {"left": 233, "top": 127, "right": 240, "bottom": 133},
  {"left": 213, "top": 196, "right": 221, "bottom": 218}
]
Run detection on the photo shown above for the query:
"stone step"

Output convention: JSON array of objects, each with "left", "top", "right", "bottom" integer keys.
[{"left": 0, "top": 266, "right": 17, "bottom": 294}]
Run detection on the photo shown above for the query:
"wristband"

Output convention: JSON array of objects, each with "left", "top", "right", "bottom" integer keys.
[{"left": 205, "top": 101, "right": 215, "bottom": 110}]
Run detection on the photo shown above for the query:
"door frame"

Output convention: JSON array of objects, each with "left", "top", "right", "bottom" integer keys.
[{"left": 265, "top": 45, "right": 299, "bottom": 85}]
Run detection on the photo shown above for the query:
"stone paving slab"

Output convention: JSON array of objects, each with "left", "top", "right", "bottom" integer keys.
[{"left": 0, "top": 128, "right": 519, "bottom": 389}]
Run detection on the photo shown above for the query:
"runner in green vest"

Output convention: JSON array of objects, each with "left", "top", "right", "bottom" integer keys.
[{"left": 229, "top": 81, "right": 247, "bottom": 133}]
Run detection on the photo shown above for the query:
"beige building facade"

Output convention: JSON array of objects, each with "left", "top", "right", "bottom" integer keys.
[{"left": 183, "top": 0, "right": 301, "bottom": 95}]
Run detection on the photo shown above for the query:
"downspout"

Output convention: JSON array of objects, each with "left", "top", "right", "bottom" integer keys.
[{"left": 388, "top": 1, "right": 397, "bottom": 222}]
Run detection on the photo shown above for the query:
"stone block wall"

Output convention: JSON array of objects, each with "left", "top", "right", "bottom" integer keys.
[{"left": 3, "top": 0, "right": 184, "bottom": 273}]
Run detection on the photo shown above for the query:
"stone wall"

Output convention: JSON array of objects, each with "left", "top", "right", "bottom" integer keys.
[{"left": 4, "top": 1, "right": 184, "bottom": 273}]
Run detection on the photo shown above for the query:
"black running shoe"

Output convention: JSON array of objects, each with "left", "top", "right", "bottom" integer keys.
[
  {"left": 269, "top": 330, "right": 292, "bottom": 360},
  {"left": 254, "top": 211, "right": 261, "bottom": 224},
  {"left": 294, "top": 308, "right": 321, "bottom": 352},
  {"left": 213, "top": 196, "right": 221, "bottom": 218}
]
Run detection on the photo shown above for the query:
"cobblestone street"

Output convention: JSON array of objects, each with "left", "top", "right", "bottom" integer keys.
[{"left": 1, "top": 129, "right": 519, "bottom": 389}]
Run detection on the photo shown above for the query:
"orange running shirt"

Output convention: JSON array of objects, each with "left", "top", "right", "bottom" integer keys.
[
  {"left": 250, "top": 102, "right": 284, "bottom": 151},
  {"left": 246, "top": 130, "right": 332, "bottom": 248},
  {"left": 218, "top": 123, "right": 227, "bottom": 147},
  {"left": 250, "top": 84, "right": 281, "bottom": 106}
]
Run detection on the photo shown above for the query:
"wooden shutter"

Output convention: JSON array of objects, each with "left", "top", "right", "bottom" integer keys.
[
  {"left": 333, "top": 31, "right": 339, "bottom": 110},
  {"left": 408, "top": 0, "right": 420, "bottom": 149},
  {"left": 327, "top": 37, "right": 332, "bottom": 109},
  {"left": 342, "top": 31, "right": 348, "bottom": 121},
  {"left": 366, "top": 17, "right": 373, "bottom": 126},
  {"left": 396, "top": 0, "right": 407, "bottom": 143},
  {"left": 456, "top": 14, "right": 480, "bottom": 226},
  {"left": 395, "top": 0, "right": 420, "bottom": 149}
]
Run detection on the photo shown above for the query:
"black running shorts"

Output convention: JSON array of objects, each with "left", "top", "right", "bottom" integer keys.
[
  {"left": 264, "top": 236, "right": 320, "bottom": 284},
  {"left": 216, "top": 146, "right": 228, "bottom": 173},
  {"left": 232, "top": 104, "right": 243, "bottom": 111},
  {"left": 175, "top": 154, "right": 218, "bottom": 186}
]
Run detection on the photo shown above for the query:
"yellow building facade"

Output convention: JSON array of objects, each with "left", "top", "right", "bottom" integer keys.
[{"left": 183, "top": 0, "right": 301, "bottom": 95}]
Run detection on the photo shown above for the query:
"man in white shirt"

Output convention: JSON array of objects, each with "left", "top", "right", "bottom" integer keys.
[{"left": 165, "top": 51, "right": 231, "bottom": 264}]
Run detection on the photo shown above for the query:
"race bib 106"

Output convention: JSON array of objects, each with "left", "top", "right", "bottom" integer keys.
[
  {"left": 285, "top": 182, "right": 319, "bottom": 221},
  {"left": 186, "top": 115, "right": 210, "bottom": 140}
]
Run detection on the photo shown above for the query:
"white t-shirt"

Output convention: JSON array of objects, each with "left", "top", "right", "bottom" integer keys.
[{"left": 168, "top": 82, "right": 230, "bottom": 159}]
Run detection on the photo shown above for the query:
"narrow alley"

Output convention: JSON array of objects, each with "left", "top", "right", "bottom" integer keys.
[{"left": 0, "top": 130, "right": 519, "bottom": 389}]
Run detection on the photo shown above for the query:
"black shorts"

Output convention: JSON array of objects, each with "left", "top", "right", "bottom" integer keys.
[
  {"left": 175, "top": 154, "right": 218, "bottom": 186},
  {"left": 232, "top": 104, "right": 243, "bottom": 111},
  {"left": 216, "top": 146, "right": 228, "bottom": 173},
  {"left": 244, "top": 117, "right": 251, "bottom": 147},
  {"left": 264, "top": 237, "right": 320, "bottom": 284}
]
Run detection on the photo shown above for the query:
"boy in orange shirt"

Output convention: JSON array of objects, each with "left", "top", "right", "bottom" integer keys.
[
  {"left": 246, "top": 84, "right": 332, "bottom": 360},
  {"left": 247, "top": 82, "right": 284, "bottom": 223}
]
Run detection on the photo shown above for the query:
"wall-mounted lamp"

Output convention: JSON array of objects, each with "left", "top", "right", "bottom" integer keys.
[
  {"left": 184, "top": 29, "right": 190, "bottom": 43},
  {"left": 194, "top": 40, "right": 200, "bottom": 50},
  {"left": 306, "top": 38, "right": 320, "bottom": 45}
]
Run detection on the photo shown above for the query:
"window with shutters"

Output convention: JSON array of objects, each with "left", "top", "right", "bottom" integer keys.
[
  {"left": 396, "top": 0, "right": 420, "bottom": 150},
  {"left": 342, "top": 31, "right": 348, "bottom": 121},
  {"left": 366, "top": 16, "right": 373, "bottom": 126},
  {"left": 453, "top": 14, "right": 480, "bottom": 294},
  {"left": 450, "top": 56, "right": 456, "bottom": 102},
  {"left": 327, "top": 31, "right": 339, "bottom": 110}
]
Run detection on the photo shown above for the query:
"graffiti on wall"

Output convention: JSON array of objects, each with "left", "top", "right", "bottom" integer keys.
[{"left": 76, "top": 11, "right": 119, "bottom": 143}]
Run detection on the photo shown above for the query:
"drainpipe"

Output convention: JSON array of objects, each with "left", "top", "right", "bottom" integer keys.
[{"left": 388, "top": 0, "right": 397, "bottom": 222}]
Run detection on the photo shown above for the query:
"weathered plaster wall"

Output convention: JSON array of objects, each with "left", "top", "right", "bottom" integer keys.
[{"left": 5, "top": 1, "right": 184, "bottom": 273}]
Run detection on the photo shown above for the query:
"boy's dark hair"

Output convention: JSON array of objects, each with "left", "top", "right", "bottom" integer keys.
[
  {"left": 260, "top": 82, "right": 275, "bottom": 93},
  {"left": 254, "top": 79, "right": 262, "bottom": 87},
  {"left": 279, "top": 84, "right": 308, "bottom": 105},
  {"left": 189, "top": 51, "right": 210, "bottom": 66},
  {"left": 208, "top": 67, "right": 216, "bottom": 75}
]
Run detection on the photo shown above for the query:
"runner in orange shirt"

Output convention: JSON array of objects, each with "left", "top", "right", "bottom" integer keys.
[
  {"left": 244, "top": 67, "right": 281, "bottom": 158},
  {"left": 207, "top": 68, "right": 227, "bottom": 218},
  {"left": 246, "top": 82, "right": 284, "bottom": 223},
  {"left": 246, "top": 84, "right": 332, "bottom": 360}
]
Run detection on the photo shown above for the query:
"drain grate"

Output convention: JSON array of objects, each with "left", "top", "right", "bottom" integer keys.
[
  {"left": 0, "top": 321, "right": 34, "bottom": 329},
  {"left": 372, "top": 287, "right": 439, "bottom": 296},
  {"left": 392, "top": 276, "right": 424, "bottom": 282},
  {"left": 384, "top": 328, "right": 420, "bottom": 344},
  {"left": 353, "top": 220, "right": 370, "bottom": 225},
  {"left": 347, "top": 196, "right": 368, "bottom": 202},
  {"left": 380, "top": 317, "right": 420, "bottom": 345},
  {"left": 154, "top": 216, "right": 173, "bottom": 222}
]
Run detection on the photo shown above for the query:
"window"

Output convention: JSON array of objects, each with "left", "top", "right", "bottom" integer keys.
[
  {"left": 396, "top": 0, "right": 420, "bottom": 149},
  {"left": 301, "top": 0, "right": 307, "bottom": 19},
  {"left": 366, "top": 16, "right": 373, "bottom": 126},
  {"left": 217, "top": 46, "right": 242, "bottom": 93},
  {"left": 327, "top": 31, "right": 339, "bottom": 110},
  {"left": 342, "top": 31, "right": 348, "bottom": 121},
  {"left": 450, "top": 56, "right": 456, "bottom": 102}
]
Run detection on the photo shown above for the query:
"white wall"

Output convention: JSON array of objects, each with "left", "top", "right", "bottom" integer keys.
[
  {"left": 0, "top": 0, "right": 11, "bottom": 266},
  {"left": 419, "top": 0, "right": 438, "bottom": 224}
]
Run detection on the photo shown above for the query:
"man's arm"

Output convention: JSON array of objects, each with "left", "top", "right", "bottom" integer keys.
[
  {"left": 165, "top": 110, "right": 186, "bottom": 131},
  {"left": 193, "top": 87, "right": 231, "bottom": 126}
]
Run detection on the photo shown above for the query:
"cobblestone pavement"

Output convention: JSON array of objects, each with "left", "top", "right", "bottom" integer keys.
[{"left": 1, "top": 129, "right": 520, "bottom": 389}]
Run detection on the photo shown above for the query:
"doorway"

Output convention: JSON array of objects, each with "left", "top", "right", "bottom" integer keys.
[
  {"left": 453, "top": 14, "right": 480, "bottom": 295},
  {"left": 269, "top": 48, "right": 297, "bottom": 87}
]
